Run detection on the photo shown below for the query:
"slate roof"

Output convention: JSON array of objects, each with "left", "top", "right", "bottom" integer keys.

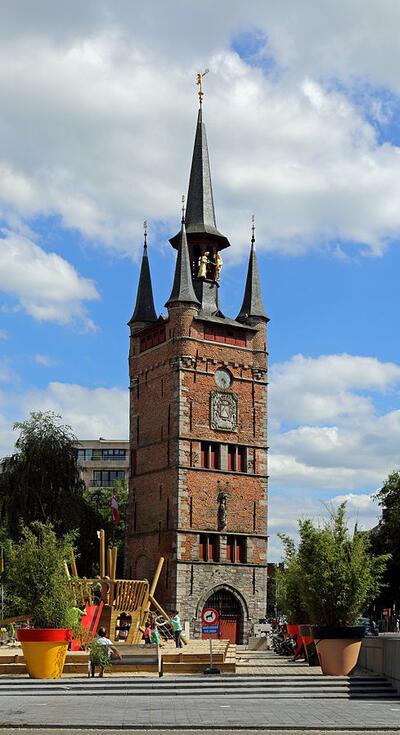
[
  {"left": 237, "top": 241, "right": 269, "bottom": 322},
  {"left": 194, "top": 312, "right": 257, "bottom": 332},
  {"left": 166, "top": 220, "right": 200, "bottom": 307},
  {"left": 129, "top": 242, "right": 158, "bottom": 325},
  {"left": 170, "top": 108, "right": 230, "bottom": 250}
]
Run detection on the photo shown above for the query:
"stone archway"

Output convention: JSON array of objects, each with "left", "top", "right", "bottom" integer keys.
[{"left": 197, "top": 584, "right": 249, "bottom": 644}]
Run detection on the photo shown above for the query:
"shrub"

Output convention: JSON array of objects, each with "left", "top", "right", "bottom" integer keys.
[
  {"left": 4, "top": 522, "right": 76, "bottom": 629},
  {"left": 276, "top": 534, "right": 308, "bottom": 623},
  {"left": 297, "top": 503, "right": 389, "bottom": 627}
]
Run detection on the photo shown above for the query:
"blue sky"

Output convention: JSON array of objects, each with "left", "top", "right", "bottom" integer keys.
[{"left": 1, "top": 1, "right": 400, "bottom": 558}]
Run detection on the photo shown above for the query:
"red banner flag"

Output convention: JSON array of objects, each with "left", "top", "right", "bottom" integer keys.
[{"left": 109, "top": 494, "right": 121, "bottom": 525}]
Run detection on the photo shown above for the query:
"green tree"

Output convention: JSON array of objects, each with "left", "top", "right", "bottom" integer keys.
[
  {"left": 297, "top": 503, "right": 388, "bottom": 626},
  {"left": 0, "top": 411, "right": 102, "bottom": 575},
  {"left": 84, "top": 478, "right": 128, "bottom": 577},
  {"left": 370, "top": 470, "right": 400, "bottom": 609}
]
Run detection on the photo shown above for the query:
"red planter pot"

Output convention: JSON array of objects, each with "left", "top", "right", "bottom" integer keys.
[
  {"left": 17, "top": 628, "right": 73, "bottom": 679},
  {"left": 287, "top": 624, "right": 305, "bottom": 658}
]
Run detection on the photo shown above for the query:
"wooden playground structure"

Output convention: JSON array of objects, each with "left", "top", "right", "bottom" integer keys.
[
  {"left": 67, "top": 529, "right": 187, "bottom": 647},
  {"left": 0, "top": 528, "right": 239, "bottom": 675}
]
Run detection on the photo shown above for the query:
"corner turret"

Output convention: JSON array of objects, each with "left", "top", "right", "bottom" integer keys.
[
  {"left": 237, "top": 221, "right": 269, "bottom": 324},
  {"left": 129, "top": 224, "right": 158, "bottom": 331}
]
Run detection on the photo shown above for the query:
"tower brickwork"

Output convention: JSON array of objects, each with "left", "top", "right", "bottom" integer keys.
[{"left": 125, "top": 103, "right": 269, "bottom": 643}]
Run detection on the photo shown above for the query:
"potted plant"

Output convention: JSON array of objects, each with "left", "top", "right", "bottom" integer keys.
[
  {"left": 297, "top": 503, "right": 389, "bottom": 675},
  {"left": 276, "top": 535, "right": 318, "bottom": 665},
  {"left": 4, "top": 522, "right": 77, "bottom": 679}
]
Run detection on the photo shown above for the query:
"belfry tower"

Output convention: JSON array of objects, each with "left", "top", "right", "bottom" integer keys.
[{"left": 125, "top": 88, "right": 269, "bottom": 643}]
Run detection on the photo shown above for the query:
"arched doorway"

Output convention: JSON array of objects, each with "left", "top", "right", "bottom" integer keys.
[{"left": 202, "top": 588, "right": 243, "bottom": 644}]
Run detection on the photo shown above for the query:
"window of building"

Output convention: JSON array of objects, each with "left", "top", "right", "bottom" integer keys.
[
  {"left": 226, "top": 536, "right": 246, "bottom": 564},
  {"left": 198, "top": 533, "right": 219, "bottom": 562},
  {"left": 139, "top": 325, "right": 166, "bottom": 353},
  {"left": 237, "top": 446, "right": 246, "bottom": 472},
  {"left": 200, "top": 441, "right": 220, "bottom": 469},
  {"left": 203, "top": 324, "right": 246, "bottom": 347},
  {"left": 76, "top": 448, "right": 93, "bottom": 461},
  {"left": 93, "top": 470, "right": 126, "bottom": 488},
  {"left": 227, "top": 445, "right": 247, "bottom": 473},
  {"left": 227, "top": 445, "right": 236, "bottom": 471},
  {"left": 102, "top": 448, "right": 127, "bottom": 460}
]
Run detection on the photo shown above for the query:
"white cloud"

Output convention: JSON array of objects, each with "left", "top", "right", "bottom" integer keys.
[
  {"left": 0, "top": 232, "right": 99, "bottom": 326},
  {"left": 0, "top": 381, "right": 128, "bottom": 460},
  {"left": 19, "top": 382, "right": 129, "bottom": 440},
  {"left": 270, "top": 354, "right": 400, "bottom": 425},
  {"left": 34, "top": 354, "right": 55, "bottom": 367},
  {"left": 0, "top": 329, "right": 7, "bottom": 339},
  {"left": 268, "top": 491, "right": 381, "bottom": 562},
  {"left": 0, "top": 10, "right": 400, "bottom": 256},
  {"left": 269, "top": 353, "right": 400, "bottom": 493}
]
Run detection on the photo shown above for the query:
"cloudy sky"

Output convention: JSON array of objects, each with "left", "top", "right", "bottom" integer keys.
[{"left": 1, "top": 0, "right": 399, "bottom": 559}]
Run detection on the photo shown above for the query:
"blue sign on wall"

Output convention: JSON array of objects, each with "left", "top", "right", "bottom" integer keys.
[{"left": 202, "top": 624, "right": 219, "bottom": 634}]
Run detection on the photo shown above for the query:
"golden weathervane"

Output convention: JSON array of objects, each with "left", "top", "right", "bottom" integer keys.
[{"left": 196, "top": 68, "right": 209, "bottom": 105}]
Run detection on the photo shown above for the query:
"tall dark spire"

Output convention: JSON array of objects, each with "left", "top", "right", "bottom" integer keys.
[
  {"left": 237, "top": 218, "right": 269, "bottom": 323},
  {"left": 169, "top": 107, "right": 230, "bottom": 250},
  {"left": 129, "top": 222, "right": 158, "bottom": 326},
  {"left": 166, "top": 208, "right": 200, "bottom": 308}
]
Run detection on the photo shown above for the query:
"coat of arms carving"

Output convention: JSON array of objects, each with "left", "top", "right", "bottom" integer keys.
[{"left": 210, "top": 391, "right": 238, "bottom": 432}]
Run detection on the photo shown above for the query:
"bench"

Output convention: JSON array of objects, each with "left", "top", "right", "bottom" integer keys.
[{"left": 111, "top": 644, "right": 163, "bottom": 677}]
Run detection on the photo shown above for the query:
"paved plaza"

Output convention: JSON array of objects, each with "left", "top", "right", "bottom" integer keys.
[
  {"left": 1, "top": 694, "right": 400, "bottom": 730},
  {"left": 0, "top": 650, "right": 398, "bottom": 731}
]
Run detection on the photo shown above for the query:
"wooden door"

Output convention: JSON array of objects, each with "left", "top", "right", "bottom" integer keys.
[{"left": 201, "top": 589, "right": 242, "bottom": 644}]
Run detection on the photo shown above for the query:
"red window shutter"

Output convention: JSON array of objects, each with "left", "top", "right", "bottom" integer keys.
[
  {"left": 236, "top": 538, "right": 245, "bottom": 563},
  {"left": 235, "top": 334, "right": 246, "bottom": 347},
  {"left": 200, "top": 443, "right": 207, "bottom": 468},
  {"left": 210, "top": 443, "right": 218, "bottom": 469},
  {"left": 237, "top": 447, "right": 246, "bottom": 472},
  {"left": 228, "top": 446, "right": 236, "bottom": 471},
  {"left": 226, "top": 538, "right": 234, "bottom": 562},
  {"left": 199, "top": 536, "right": 206, "bottom": 561},
  {"left": 235, "top": 539, "right": 241, "bottom": 563},
  {"left": 208, "top": 537, "right": 216, "bottom": 561}
]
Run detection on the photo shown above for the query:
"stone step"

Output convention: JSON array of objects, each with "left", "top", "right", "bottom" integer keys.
[
  {"left": 0, "top": 673, "right": 396, "bottom": 698},
  {"left": 0, "top": 685, "right": 397, "bottom": 699},
  {"left": 0, "top": 676, "right": 388, "bottom": 689}
]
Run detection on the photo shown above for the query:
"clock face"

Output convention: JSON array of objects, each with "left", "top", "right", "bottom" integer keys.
[{"left": 214, "top": 368, "right": 232, "bottom": 390}]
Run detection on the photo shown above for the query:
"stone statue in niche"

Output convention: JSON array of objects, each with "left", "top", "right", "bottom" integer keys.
[
  {"left": 217, "top": 491, "right": 228, "bottom": 530},
  {"left": 210, "top": 391, "right": 238, "bottom": 432}
]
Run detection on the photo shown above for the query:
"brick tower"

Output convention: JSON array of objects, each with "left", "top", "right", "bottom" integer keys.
[{"left": 125, "top": 100, "right": 269, "bottom": 643}]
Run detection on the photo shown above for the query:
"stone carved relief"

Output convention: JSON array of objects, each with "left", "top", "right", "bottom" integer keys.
[
  {"left": 210, "top": 391, "right": 238, "bottom": 432},
  {"left": 217, "top": 491, "right": 228, "bottom": 530}
]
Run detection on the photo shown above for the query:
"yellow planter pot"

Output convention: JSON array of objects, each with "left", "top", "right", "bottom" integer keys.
[{"left": 17, "top": 629, "right": 73, "bottom": 679}]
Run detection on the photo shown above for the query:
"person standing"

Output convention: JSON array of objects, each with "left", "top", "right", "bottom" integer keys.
[
  {"left": 171, "top": 610, "right": 183, "bottom": 648},
  {"left": 150, "top": 613, "right": 161, "bottom": 645},
  {"left": 144, "top": 619, "right": 152, "bottom": 645}
]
